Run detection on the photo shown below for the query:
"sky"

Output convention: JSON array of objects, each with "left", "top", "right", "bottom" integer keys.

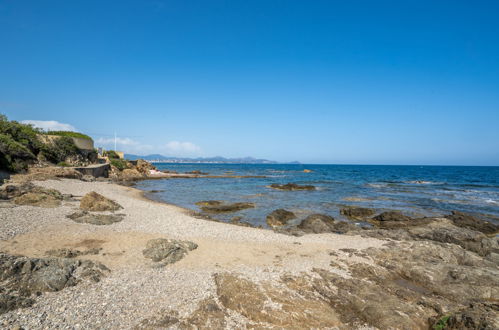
[{"left": 1, "top": 0, "right": 498, "bottom": 165}]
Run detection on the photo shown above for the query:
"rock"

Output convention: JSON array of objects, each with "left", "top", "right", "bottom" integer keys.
[
  {"left": 340, "top": 206, "right": 375, "bottom": 220},
  {"left": 80, "top": 191, "right": 122, "bottom": 212},
  {"left": 329, "top": 221, "right": 360, "bottom": 234},
  {"left": 67, "top": 211, "right": 125, "bottom": 225},
  {"left": 0, "top": 253, "right": 109, "bottom": 313},
  {"left": 373, "top": 211, "right": 412, "bottom": 222},
  {"left": 142, "top": 238, "right": 198, "bottom": 266},
  {"left": 0, "top": 183, "right": 35, "bottom": 200},
  {"left": 80, "top": 175, "right": 96, "bottom": 182},
  {"left": 13, "top": 190, "right": 62, "bottom": 208},
  {"left": 186, "top": 170, "right": 208, "bottom": 175},
  {"left": 269, "top": 183, "right": 316, "bottom": 191},
  {"left": 266, "top": 209, "right": 296, "bottom": 228},
  {"left": 432, "top": 303, "right": 499, "bottom": 329},
  {"left": 298, "top": 214, "right": 335, "bottom": 233},
  {"left": 121, "top": 168, "right": 144, "bottom": 180},
  {"left": 45, "top": 248, "right": 101, "bottom": 258},
  {"left": 214, "top": 273, "right": 341, "bottom": 328},
  {"left": 136, "top": 159, "right": 156, "bottom": 175},
  {"left": 446, "top": 211, "right": 499, "bottom": 235},
  {"left": 196, "top": 200, "right": 255, "bottom": 213}
]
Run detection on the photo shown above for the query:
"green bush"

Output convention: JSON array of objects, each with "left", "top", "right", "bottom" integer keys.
[
  {"left": 105, "top": 150, "right": 119, "bottom": 159},
  {"left": 433, "top": 315, "right": 450, "bottom": 330},
  {"left": 57, "top": 161, "right": 71, "bottom": 167},
  {"left": 0, "top": 114, "right": 43, "bottom": 155},
  {"left": 0, "top": 133, "right": 36, "bottom": 172},
  {"left": 40, "top": 136, "right": 81, "bottom": 164},
  {"left": 46, "top": 131, "right": 93, "bottom": 140},
  {"left": 110, "top": 158, "right": 128, "bottom": 171}
]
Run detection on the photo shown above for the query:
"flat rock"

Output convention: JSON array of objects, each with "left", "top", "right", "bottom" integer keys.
[
  {"left": 446, "top": 211, "right": 499, "bottom": 235},
  {"left": 80, "top": 191, "right": 122, "bottom": 212},
  {"left": 196, "top": 200, "right": 255, "bottom": 213},
  {"left": 373, "top": 211, "right": 412, "bottom": 222},
  {"left": 142, "top": 238, "right": 198, "bottom": 267},
  {"left": 269, "top": 183, "right": 316, "bottom": 191},
  {"left": 340, "top": 206, "right": 375, "bottom": 220},
  {"left": 45, "top": 248, "right": 101, "bottom": 258},
  {"left": 0, "top": 253, "right": 109, "bottom": 314},
  {"left": 67, "top": 211, "right": 125, "bottom": 225},
  {"left": 266, "top": 209, "right": 296, "bottom": 228}
]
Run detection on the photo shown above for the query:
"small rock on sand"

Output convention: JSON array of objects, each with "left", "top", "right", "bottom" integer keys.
[
  {"left": 142, "top": 238, "right": 198, "bottom": 267},
  {"left": 80, "top": 191, "right": 122, "bottom": 212}
]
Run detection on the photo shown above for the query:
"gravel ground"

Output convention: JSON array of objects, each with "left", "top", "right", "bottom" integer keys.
[{"left": 0, "top": 179, "right": 385, "bottom": 329}]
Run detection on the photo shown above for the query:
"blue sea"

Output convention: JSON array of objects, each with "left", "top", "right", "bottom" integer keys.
[{"left": 135, "top": 164, "right": 499, "bottom": 227}]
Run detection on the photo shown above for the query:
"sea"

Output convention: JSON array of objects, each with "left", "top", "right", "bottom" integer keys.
[{"left": 134, "top": 164, "right": 499, "bottom": 227}]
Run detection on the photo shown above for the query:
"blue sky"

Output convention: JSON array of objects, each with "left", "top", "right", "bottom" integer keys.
[{"left": 1, "top": 0, "right": 498, "bottom": 165}]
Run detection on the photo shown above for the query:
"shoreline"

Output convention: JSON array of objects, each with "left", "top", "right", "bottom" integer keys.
[{"left": 1, "top": 177, "right": 498, "bottom": 328}]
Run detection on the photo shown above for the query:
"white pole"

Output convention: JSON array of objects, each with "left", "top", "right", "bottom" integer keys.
[{"left": 114, "top": 131, "right": 117, "bottom": 151}]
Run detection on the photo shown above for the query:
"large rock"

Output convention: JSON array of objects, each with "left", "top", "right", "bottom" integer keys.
[
  {"left": 136, "top": 159, "right": 156, "bottom": 175},
  {"left": 80, "top": 191, "right": 122, "bottom": 212},
  {"left": 195, "top": 200, "right": 255, "bottom": 213},
  {"left": 266, "top": 209, "right": 296, "bottom": 228},
  {"left": 142, "top": 238, "right": 198, "bottom": 267},
  {"left": 0, "top": 253, "right": 109, "bottom": 314},
  {"left": 369, "top": 211, "right": 433, "bottom": 229},
  {"left": 446, "top": 211, "right": 499, "bottom": 235},
  {"left": 11, "top": 185, "right": 63, "bottom": 208},
  {"left": 297, "top": 214, "right": 335, "bottom": 233},
  {"left": 269, "top": 183, "right": 316, "bottom": 191},
  {"left": 340, "top": 206, "right": 375, "bottom": 220},
  {"left": 67, "top": 211, "right": 125, "bottom": 225}
]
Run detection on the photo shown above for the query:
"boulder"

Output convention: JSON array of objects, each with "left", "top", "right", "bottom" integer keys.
[
  {"left": 0, "top": 253, "right": 109, "bottom": 313},
  {"left": 340, "top": 206, "right": 375, "bottom": 220},
  {"left": 136, "top": 159, "right": 157, "bottom": 175},
  {"left": 269, "top": 183, "right": 316, "bottom": 191},
  {"left": 67, "top": 211, "right": 125, "bottom": 225},
  {"left": 80, "top": 191, "right": 122, "bottom": 212},
  {"left": 13, "top": 192, "right": 62, "bottom": 208},
  {"left": 143, "top": 238, "right": 198, "bottom": 267},
  {"left": 373, "top": 211, "right": 412, "bottom": 222},
  {"left": 266, "top": 209, "right": 296, "bottom": 228},
  {"left": 298, "top": 214, "right": 335, "bottom": 233},
  {"left": 446, "top": 211, "right": 499, "bottom": 235}
]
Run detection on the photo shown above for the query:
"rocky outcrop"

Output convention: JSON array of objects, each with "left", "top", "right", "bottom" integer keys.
[
  {"left": 79, "top": 191, "right": 122, "bottom": 212},
  {"left": 45, "top": 248, "right": 101, "bottom": 258},
  {"left": 340, "top": 206, "right": 375, "bottom": 220},
  {"left": 142, "top": 238, "right": 198, "bottom": 267},
  {"left": 297, "top": 214, "right": 335, "bottom": 233},
  {"left": 0, "top": 253, "right": 109, "bottom": 314},
  {"left": 196, "top": 200, "right": 255, "bottom": 213},
  {"left": 67, "top": 211, "right": 125, "bottom": 225},
  {"left": 136, "top": 159, "right": 156, "bottom": 175},
  {"left": 266, "top": 209, "right": 296, "bottom": 228},
  {"left": 269, "top": 183, "right": 316, "bottom": 191},
  {"left": 446, "top": 211, "right": 499, "bottom": 235},
  {"left": 369, "top": 211, "right": 434, "bottom": 229},
  {"left": 3, "top": 183, "right": 64, "bottom": 208}
]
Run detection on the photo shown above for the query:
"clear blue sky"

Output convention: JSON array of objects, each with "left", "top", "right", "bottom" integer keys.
[{"left": 1, "top": 0, "right": 498, "bottom": 165}]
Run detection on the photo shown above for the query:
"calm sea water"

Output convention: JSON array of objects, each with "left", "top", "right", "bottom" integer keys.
[{"left": 135, "top": 164, "right": 499, "bottom": 227}]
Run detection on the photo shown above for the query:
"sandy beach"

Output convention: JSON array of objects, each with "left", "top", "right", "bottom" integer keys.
[{"left": 1, "top": 178, "right": 387, "bottom": 328}]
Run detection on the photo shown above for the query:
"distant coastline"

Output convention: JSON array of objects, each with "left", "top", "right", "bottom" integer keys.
[{"left": 125, "top": 154, "right": 300, "bottom": 164}]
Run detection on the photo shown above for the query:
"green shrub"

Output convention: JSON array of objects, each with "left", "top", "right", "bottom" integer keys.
[
  {"left": 0, "top": 114, "right": 43, "bottom": 154},
  {"left": 40, "top": 136, "right": 81, "bottom": 164},
  {"left": 433, "top": 315, "right": 450, "bottom": 330},
  {"left": 57, "top": 161, "right": 71, "bottom": 167},
  {"left": 110, "top": 158, "right": 128, "bottom": 171},
  {"left": 0, "top": 133, "right": 36, "bottom": 172},
  {"left": 105, "top": 150, "right": 119, "bottom": 159},
  {"left": 46, "top": 131, "right": 93, "bottom": 140}
]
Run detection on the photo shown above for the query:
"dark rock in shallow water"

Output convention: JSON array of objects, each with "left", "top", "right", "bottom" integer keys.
[
  {"left": 266, "top": 209, "right": 296, "bottom": 228},
  {"left": 196, "top": 200, "right": 255, "bottom": 213},
  {"left": 340, "top": 206, "right": 375, "bottom": 220},
  {"left": 67, "top": 211, "right": 125, "bottom": 225},
  {"left": 269, "top": 183, "right": 316, "bottom": 191},
  {"left": 373, "top": 211, "right": 412, "bottom": 222},
  {"left": 0, "top": 253, "right": 109, "bottom": 313},
  {"left": 143, "top": 238, "right": 198, "bottom": 267},
  {"left": 446, "top": 211, "right": 499, "bottom": 235}
]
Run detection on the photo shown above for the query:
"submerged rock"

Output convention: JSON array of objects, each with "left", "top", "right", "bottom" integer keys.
[
  {"left": 446, "top": 211, "right": 499, "bottom": 235},
  {"left": 373, "top": 211, "right": 412, "bottom": 222},
  {"left": 266, "top": 209, "right": 296, "bottom": 228},
  {"left": 298, "top": 214, "right": 335, "bottom": 233},
  {"left": 0, "top": 253, "right": 109, "bottom": 314},
  {"left": 67, "top": 211, "right": 125, "bottom": 225},
  {"left": 340, "top": 206, "right": 375, "bottom": 220},
  {"left": 196, "top": 200, "right": 255, "bottom": 213},
  {"left": 80, "top": 191, "right": 122, "bottom": 212},
  {"left": 143, "top": 238, "right": 198, "bottom": 267},
  {"left": 269, "top": 183, "right": 316, "bottom": 191}
]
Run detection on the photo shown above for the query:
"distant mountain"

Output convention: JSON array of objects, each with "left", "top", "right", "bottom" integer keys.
[{"left": 125, "top": 154, "right": 297, "bottom": 164}]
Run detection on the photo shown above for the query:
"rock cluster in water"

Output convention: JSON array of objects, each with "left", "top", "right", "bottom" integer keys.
[{"left": 269, "top": 183, "right": 316, "bottom": 191}]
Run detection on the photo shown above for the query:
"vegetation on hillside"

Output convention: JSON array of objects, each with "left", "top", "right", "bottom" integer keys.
[
  {"left": 0, "top": 114, "right": 93, "bottom": 173},
  {"left": 46, "top": 131, "right": 93, "bottom": 140}
]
